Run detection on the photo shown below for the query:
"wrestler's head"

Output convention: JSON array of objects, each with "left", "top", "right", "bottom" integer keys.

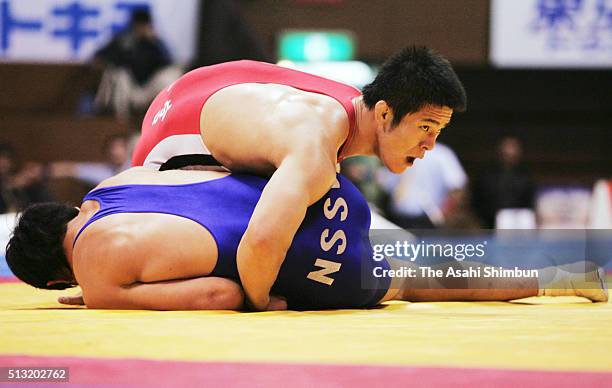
[
  {"left": 362, "top": 46, "right": 466, "bottom": 173},
  {"left": 6, "top": 203, "right": 79, "bottom": 290}
]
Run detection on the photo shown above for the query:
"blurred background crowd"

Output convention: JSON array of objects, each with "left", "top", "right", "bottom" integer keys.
[{"left": 1, "top": 0, "right": 611, "bottom": 230}]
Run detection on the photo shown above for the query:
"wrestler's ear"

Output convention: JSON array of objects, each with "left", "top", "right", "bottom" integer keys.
[
  {"left": 46, "top": 279, "right": 76, "bottom": 289},
  {"left": 46, "top": 279, "right": 70, "bottom": 287},
  {"left": 374, "top": 100, "right": 393, "bottom": 131},
  {"left": 47, "top": 267, "right": 77, "bottom": 289}
]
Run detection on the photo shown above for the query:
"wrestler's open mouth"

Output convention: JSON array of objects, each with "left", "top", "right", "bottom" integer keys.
[{"left": 406, "top": 156, "right": 416, "bottom": 164}]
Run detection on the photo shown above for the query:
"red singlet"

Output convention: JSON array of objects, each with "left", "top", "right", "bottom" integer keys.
[{"left": 132, "top": 60, "right": 362, "bottom": 169}]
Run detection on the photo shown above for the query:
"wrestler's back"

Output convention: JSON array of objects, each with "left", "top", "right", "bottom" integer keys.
[
  {"left": 200, "top": 83, "right": 349, "bottom": 174},
  {"left": 133, "top": 61, "right": 361, "bottom": 169},
  {"left": 73, "top": 168, "right": 230, "bottom": 287},
  {"left": 72, "top": 168, "right": 388, "bottom": 309}
]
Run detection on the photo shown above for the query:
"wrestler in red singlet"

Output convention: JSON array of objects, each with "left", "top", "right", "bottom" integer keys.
[{"left": 132, "top": 60, "right": 361, "bottom": 170}]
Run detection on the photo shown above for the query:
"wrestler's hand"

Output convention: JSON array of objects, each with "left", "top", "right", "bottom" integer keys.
[
  {"left": 58, "top": 291, "right": 85, "bottom": 306},
  {"left": 266, "top": 295, "right": 287, "bottom": 311}
]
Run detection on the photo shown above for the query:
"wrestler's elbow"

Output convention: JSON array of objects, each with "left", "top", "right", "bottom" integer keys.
[
  {"left": 240, "top": 229, "right": 285, "bottom": 267},
  {"left": 242, "top": 230, "right": 273, "bottom": 251},
  {"left": 195, "top": 284, "right": 245, "bottom": 310}
]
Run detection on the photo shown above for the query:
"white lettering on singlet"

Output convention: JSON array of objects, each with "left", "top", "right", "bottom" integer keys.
[
  {"left": 320, "top": 229, "right": 347, "bottom": 255},
  {"left": 307, "top": 177, "right": 352, "bottom": 286},
  {"left": 323, "top": 197, "right": 348, "bottom": 221},
  {"left": 153, "top": 100, "right": 173, "bottom": 125},
  {"left": 307, "top": 258, "right": 342, "bottom": 286},
  {"left": 330, "top": 178, "right": 341, "bottom": 189}
]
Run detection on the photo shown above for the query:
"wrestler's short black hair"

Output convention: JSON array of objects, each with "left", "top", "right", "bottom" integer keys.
[
  {"left": 362, "top": 46, "right": 467, "bottom": 126},
  {"left": 5, "top": 203, "right": 79, "bottom": 290}
]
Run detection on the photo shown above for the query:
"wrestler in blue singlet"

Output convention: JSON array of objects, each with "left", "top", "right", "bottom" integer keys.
[{"left": 73, "top": 174, "right": 391, "bottom": 309}]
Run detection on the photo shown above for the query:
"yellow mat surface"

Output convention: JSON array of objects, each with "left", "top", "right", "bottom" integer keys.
[{"left": 1, "top": 282, "right": 610, "bottom": 372}]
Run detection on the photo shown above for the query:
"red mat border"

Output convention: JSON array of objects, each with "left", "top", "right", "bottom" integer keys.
[
  {"left": 1, "top": 355, "right": 610, "bottom": 388},
  {"left": 0, "top": 276, "right": 17, "bottom": 283}
]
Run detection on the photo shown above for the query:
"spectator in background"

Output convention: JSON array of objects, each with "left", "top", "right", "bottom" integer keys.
[
  {"left": 192, "top": 0, "right": 272, "bottom": 67},
  {"left": 0, "top": 144, "right": 53, "bottom": 213},
  {"left": 472, "top": 136, "right": 535, "bottom": 228},
  {"left": 378, "top": 143, "right": 469, "bottom": 229},
  {"left": 50, "top": 135, "right": 131, "bottom": 187},
  {"left": 93, "top": 8, "right": 183, "bottom": 119},
  {"left": 589, "top": 178, "right": 612, "bottom": 228}
]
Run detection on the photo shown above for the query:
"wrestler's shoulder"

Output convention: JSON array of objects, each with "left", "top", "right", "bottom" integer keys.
[
  {"left": 215, "top": 82, "right": 348, "bottom": 110},
  {"left": 73, "top": 223, "right": 140, "bottom": 284},
  {"left": 203, "top": 83, "right": 349, "bottom": 152},
  {"left": 259, "top": 84, "right": 351, "bottom": 142}
]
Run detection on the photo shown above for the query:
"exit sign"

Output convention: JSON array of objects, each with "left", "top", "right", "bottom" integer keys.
[{"left": 278, "top": 30, "right": 355, "bottom": 62}]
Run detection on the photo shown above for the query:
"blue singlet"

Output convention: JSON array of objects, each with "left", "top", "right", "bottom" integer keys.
[{"left": 74, "top": 174, "right": 390, "bottom": 309}]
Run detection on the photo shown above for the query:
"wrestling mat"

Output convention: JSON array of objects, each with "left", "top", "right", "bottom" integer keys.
[{"left": 1, "top": 278, "right": 611, "bottom": 387}]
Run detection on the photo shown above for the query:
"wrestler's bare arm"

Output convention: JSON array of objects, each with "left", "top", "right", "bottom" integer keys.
[
  {"left": 73, "top": 232, "right": 245, "bottom": 311},
  {"left": 201, "top": 85, "right": 349, "bottom": 310},
  {"left": 237, "top": 147, "right": 337, "bottom": 310},
  {"left": 85, "top": 276, "right": 245, "bottom": 310}
]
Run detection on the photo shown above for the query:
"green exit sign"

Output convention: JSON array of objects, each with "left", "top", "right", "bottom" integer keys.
[{"left": 278, "top": 30, "right": 355, "bottom": 62}]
